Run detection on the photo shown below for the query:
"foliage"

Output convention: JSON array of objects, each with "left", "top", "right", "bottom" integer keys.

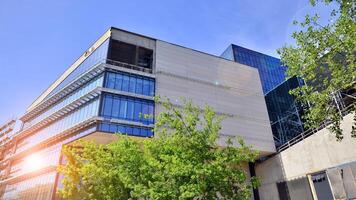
[
  {"left": 58, "top": 98, "right": 259, "bottom": 200},
  {"left": 278, "top": 0, "right": 356, "bottom": 140}
]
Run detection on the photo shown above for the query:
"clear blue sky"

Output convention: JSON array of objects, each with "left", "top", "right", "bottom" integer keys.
[{"left": 0, "top": 0, "right": 333, "bottom": 124}]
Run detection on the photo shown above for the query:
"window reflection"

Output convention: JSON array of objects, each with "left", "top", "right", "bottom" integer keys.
[
  {"left": 105, "top": 71, "right": 155, "bottom": 96},
  {"left": 101, "top": 93, "right": 154, "bottom": 124}
]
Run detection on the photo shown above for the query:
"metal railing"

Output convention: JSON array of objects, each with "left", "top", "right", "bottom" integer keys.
[
  {"left": 277, "top": 104, "right": 354, "bottom": 152},
  {"left": 106, "top": 59, "right": 153, "bottom": 74}
]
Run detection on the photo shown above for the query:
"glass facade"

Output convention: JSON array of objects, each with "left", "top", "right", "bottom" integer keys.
[
  {"left": 98, "top": 122, "right": 153, "bottom": 137},
  {"left": 101, "top": 93, "right": 154, "bottom": 125},
  {"left": 45, "top": 39, "right": 109, "bottom": 100},
  {"left": 3, "top": 172, "right": 56, "bottom": 200},
  {"left": 23, "top": 75, "right": 104, "bottom": 129},
  {"left": 221, "top": 44, "right": 306, "bottom": 147},
  {"left": 2, "top": 34, "right": 157, "bottom": 200},
  {"left": 9, "top": 144, "right": 61, "bottom": 178},
  {"left": 105, "top": 71, "right": 155, "bottom": 96},
  {"left": 264, "top": 77, "right": 304, "bottom": 146},
  {"left": 16, "top": 98, "right": 100, "bottom": 154},
  {"left": 221, "top": 44, "right": 287, "bottom": 94}
]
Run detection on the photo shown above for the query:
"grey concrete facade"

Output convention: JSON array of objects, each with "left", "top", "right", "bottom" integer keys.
[
  {"left": 256, "top": 113, "right": 356, "bottom": 200},
  {"left": 155, "top": 40, "right": 276, "bottom": 155}
]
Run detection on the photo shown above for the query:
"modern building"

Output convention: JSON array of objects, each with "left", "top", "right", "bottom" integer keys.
[
  {"left": 219, "top": 45, "right": 356, "bottom": 200},
  {"left": 221, "top": 44, "right": 305, "bottom": 147},
  {"left": 264, "top": 77, "right": 305, "bottom": 147},
  {"left": 256, "top": 112, "right": 356, "bottom": 200},
  {"left": 0, "top": 27, "right": 275, "bottom": 199},
  {"left": 221, "top": 44, "right": 287, "bottom": 94}
]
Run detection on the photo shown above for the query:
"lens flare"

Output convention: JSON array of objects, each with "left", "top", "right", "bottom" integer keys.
[{"left": 25, "top": 153, "right": 43, "bottom": 171}]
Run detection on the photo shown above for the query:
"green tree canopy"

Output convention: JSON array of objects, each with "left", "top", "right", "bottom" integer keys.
[
  {"left": 58, "top": 99, "right": 259, "bottom": 200},
  {"left": 278, "top": 0, "right": 356, "bottom": 140}
]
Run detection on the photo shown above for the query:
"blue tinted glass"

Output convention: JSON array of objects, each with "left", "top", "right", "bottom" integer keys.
[
  {"left": 98, "top": 123, "right": 153, "bottom": 137},
  {"left": 149, "top": 80, "right": 155, "bottom": 96},
  {"left": 147, "top": 129, "right": 153, "bottom": 137},
  {"left": 133, "top": 127, "right": 140, "bottom": 136},
  {"left": 112, "top": 98, "right": 120, "bottom": 118},
  {"left": 101, "top": 123, "right": 110, "bottom": 132},
  {"left": 119, "top": 99, "right": 127, "bottom": 119},
  {"left": 110, "top": 124, "right": 117, "bottom": 133},
  {"left": 148, "top": 104, "right": 154, "bottom": 123},
  {"left": 115, "top": 74, "right": 123, "bottom": 90},
  {"left": 46, "top": 39, "right": 109, "bottom": 99},
  {"left": 101, "top": 93, "right": 154, "bottom": 124},
  {"left": 134, "top": 102, "right": 142, "bottom": 121},
  {"left": 122, "top": 76, "right": 129, "bottom": 92},
  {"left": 103, "top": 96, "right": 112, "bottom": 117},
  {"left": 107, "top": 73, "right": 115, "bottom": 89},
  {"left": 126, "top": 126, "right": 133, "bottom": 135},
  {"left": 117, "top": 125, "right": 125, "bottom": 133},
  {"left": 129, "top": 76, "right": 136, "bottom": 93},
  {"left": 136, "top": 78, "right": 143, "bottom": 94},
  {"left": 127, "top": 100, "right": 134, "bottom": 120},
  {"left": 140, "top": 128, "right": 147, "bottom": 137},
  {"left": 143, "top": 79, "right": 150, "bottom": 96},
  {"left": 141, "top": 103, "right": 149, "bottom": 124},
  {"left": 104, "top": 71, "right": 155, "bottom": 97}
]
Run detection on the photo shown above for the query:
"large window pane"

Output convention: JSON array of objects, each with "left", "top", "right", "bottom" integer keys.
[
  {"left": 129, "top": 76, "right": 136, "bottom": 93},
  {"left": 119, "top": 99, "right": 127, "bottom": 119},
  {"left": 143, "top": 79, "right": 150, "bottom": 96},
  {"left": 101, "top": 93, "right": 154, "bottom": 124},
  {"left": 149, "top": 80, "right": 155, "bottom": 96},
  {"left": 136, "top": 78, "right": 143, "bottom": 95},
  {"left": 142, "top": 103, "right": 149, "bottom": 124},
  {"left": 104, "top": 71, "right": 155, "bottom": 97},
  {"left": 122, "top": 76, "right": 130, "bottom": 92},
  {"left": 115, "top": 74, "right": 123, "bottom": 90},
  {"left": 106, "top": 73, "right": 116, "bottom": 90},
  {"left": 112, "top": 98, "right": 120, "bottom": 118},
  {"left": 134, "top": 102, "right": 142, "bottom": 121},
  {"left": 127, "top": 100, "right": 134, "bottom": 120},
  {"left": 103, "top": 96, "right": 112, "bottom": 117},
  {"left": 148, "top": 104, "right": 154, "bottom": 123}
]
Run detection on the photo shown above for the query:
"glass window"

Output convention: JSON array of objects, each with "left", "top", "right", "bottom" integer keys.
[
  {"left": 136, "top": 78, "right": 143, "bottom": 94},
  {"left": 103, "top": 96, "right": 112, "bottom": 117},
  {"left": 106, "top": 73, "right": 116, "bottom": 89},
  {"left": 122, "top": 76, "right": 130, "bottom": 92},
  {"left": 134, "top": 102, "right": 142, "bottom": 121},
  {"left": 119, "top": 99, "right": 127, "bottom": 119},
  {"left": 129, "top": 76, "right": 136, "bottom": 93},
  {"left": 101, "top": 93, "right": 154, "bottom": 124},
  {"left": 117, "top": 125, "right": 125, "bottom": 133},
  {"left": 149, "top": 80, "right": 155, "bottom": 96},
  {"left": 141, "top": 128, "right": 148, "bottom": 137},
  {"left": 110, "top": 124, "right": 117, "bottom": 133},
  {"left": 142, "top": 103, "right": 149, "bottom": 124},
  {"left": 133, "top": 127, "right": 140, "bottom": 136},
  {"left": 112, "top": 98, "right": 120, "bottom": 118},
  {"left": 143, "top": 79, "right": 150, "bottom": 96},
  {"left": 115, "top": 74, "right": 123, "bottom": 90},
  {"left": 148, "top": 104, "right": 154, "bottom": 123},
  {"left": 101, "top": 123, "right": 110, "bottom": 132},
  {"left": 126, "top": 126, "right": 133, "bottom": 135},
  {"left": 104, "top": 71, "right": 155, "bottom": 97},
  {"left": 127, "top": 100, "right": 134, "bottom": 120}
]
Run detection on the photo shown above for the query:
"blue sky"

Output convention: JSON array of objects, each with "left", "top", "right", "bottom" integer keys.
[{"left": 0, "top": 0, "right": 333, "bottom": 124}]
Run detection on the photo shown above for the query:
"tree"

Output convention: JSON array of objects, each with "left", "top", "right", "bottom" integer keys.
[
  {"left": 278, "top": 0, "right": 356, "bottom": 140},
  {"left": 58, "top": 98, "right": 259, "bottom": 200}
]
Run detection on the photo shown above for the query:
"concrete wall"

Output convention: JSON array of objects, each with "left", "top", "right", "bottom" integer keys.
[
  {"left": 155, "top": 40, "right": 276, "bottom": 155},
  {"left": 256, "top": 113, "right": 356, "bottom": 200}
]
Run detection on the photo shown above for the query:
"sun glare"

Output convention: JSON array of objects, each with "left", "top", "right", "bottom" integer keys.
[{"left": 25, "top": 153, "right": 43, "bottom": 171}]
